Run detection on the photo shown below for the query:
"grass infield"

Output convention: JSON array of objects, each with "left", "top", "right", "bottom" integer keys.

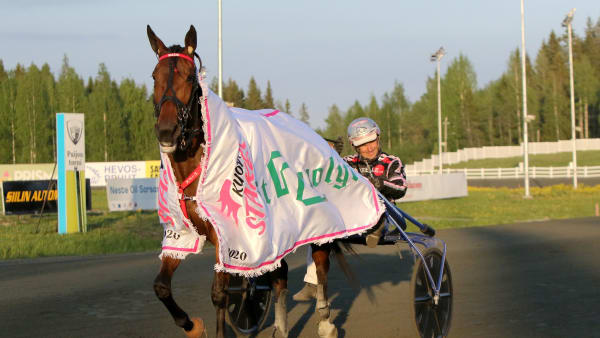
[{"left": 1, "top": 185, "right": 599, "bottom": 259}]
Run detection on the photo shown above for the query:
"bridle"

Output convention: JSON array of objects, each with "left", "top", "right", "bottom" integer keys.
[{"left": 153, "top": 52, "right": 203, "bottom": 150}]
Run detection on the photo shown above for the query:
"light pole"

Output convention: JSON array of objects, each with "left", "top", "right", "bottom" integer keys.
[
  {"left": 563, "top": 8, "right": 578, "bottom": 188},
  {"left": 520, "top": 0, "right": 531, "bottom": 198},
  {"left": 217, "top": 0, "right": 223, "bottom": 98},
  {"left": 431, "top": 47, "right": 445, "bottom": 174}
]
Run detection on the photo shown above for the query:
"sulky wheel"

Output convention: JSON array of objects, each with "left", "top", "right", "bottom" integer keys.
[
  {"left": 410, "top": 248, "right": 453, "bottom": 338},
  {"left": 226, "top": 274, "right": 272, "bottom": 335}
]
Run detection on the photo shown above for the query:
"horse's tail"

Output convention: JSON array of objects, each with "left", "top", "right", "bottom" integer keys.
[{"left": 331, "top": 241, "right": 376, "bottom": 303}]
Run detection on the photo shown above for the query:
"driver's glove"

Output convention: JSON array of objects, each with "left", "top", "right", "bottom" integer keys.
[{"left": 369, "top": 177, "right": 383, "bottom": 190}]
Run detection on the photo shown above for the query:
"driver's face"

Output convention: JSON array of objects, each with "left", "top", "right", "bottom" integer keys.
[{"left": 356, "top": 138, "right": 379, "bottom": 160}]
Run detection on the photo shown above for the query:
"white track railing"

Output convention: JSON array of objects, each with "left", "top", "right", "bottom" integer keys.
[
  {"left": 406, "top": 166, "right": 600, "bottom": 179},
  {"left": 406, "top": 138, "right": 600, "bottom": 172}
]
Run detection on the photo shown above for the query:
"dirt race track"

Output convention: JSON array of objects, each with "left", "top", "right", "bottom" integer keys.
[{"left": 1, "top": 217, "right": 599, "bottom": 338}]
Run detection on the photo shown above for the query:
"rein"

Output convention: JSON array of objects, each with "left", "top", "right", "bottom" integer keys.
[
  {"left": 176, "top": 163, "right": 203, "bottom": 219},
  {"left": 154, "top": 52, "right": 203, "bottom": 151}
]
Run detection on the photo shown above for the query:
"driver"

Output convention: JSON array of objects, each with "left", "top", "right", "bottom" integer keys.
[{"left": 293, "top": 117, "right": 408, "bottom": 301}]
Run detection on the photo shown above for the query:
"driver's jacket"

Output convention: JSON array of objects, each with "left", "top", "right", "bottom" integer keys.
[{"left": 344, "top": 151, "right": 408, "bottom": 201}]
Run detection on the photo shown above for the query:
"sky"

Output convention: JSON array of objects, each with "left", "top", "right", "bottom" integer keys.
[{"left": 1, "top": 1, "right": 599, "bottom": 129}]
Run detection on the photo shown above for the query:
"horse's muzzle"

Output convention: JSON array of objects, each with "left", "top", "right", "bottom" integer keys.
[{"left": 155, "top": 120, "right": 181, "bottom": 153}]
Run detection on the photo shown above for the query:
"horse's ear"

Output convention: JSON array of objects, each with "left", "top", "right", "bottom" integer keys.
[
  {"left": 184, "top": 25, "right": 197, "bottom": 56},
  {"left": 147, "top": 25, "right": 168, "bottom": 56}
]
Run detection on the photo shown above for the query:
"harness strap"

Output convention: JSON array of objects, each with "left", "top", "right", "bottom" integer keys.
[
  {"left": 177, "top": 163, "right": 203, "bottom": 219},
  {"left": 159, "top": 52, "right": 195, "bottom": 64}
]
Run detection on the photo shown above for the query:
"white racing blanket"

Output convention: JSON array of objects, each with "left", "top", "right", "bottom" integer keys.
[
  {"left": 159, "top": 78, "right": 384, "bottom": 276},
  {"left": 158, "top": 152, "right": 206, "bottom": 260}
]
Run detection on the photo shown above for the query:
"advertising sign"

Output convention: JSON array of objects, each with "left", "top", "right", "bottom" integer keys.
[
  {"left": 0, "top": 161, "right": 161, "bottom": 187},
  {"left": 0, "top": 164, "right": 55, "bottom": 182},
  {"left": 57, "top": 113, "right": 87, "bottom": 234},
  {"left": 86, "top": 161, "right": 161, "bottom": 187},
  {"left": 397, "top": 173, "right": 468, "bottom": 203},
  {"left": 2, "top": 180, "right": 91, "bottom": 215},
  {"left": 106, "top": 178, "right": 159, "bottom": 211}
]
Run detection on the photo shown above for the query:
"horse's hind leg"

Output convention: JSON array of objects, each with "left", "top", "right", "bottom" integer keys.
[
  {"left": 312, "top": 244, "right": 338, "bottom": 338},
  {"left": 271, "top": 259, "right": 289, "bottom": 337},
  {"left": 154, "top": 256, "right": 205, "bottom": 338},
  {"left": 211, "top": 271, "right": 230, "bottom": 338}
]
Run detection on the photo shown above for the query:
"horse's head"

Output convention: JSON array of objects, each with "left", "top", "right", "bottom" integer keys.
[{"left": 147, "top": 25, "right": 203, "bottom": 153}]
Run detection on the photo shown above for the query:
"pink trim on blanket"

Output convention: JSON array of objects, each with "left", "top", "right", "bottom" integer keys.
[
  {"left": 202, "top": 182, "right": 382, "bottom": 271},
  {"left": 162, "top": 238, "right": 200, "bottom": 252},
  {"left": 200, "top": 95, "right": 212, "bottom": 186},
  {"left": 262, "top": 110, "right": 280, "bottom": 117},
  {"left": 372, "top": 185, "right": 380, "bottom": 214},
  {"left": 167, "top": 161, "right": 175, "bottom": 184}
]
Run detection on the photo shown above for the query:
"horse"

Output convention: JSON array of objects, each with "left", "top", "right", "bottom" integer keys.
[{"left": 147, "top": 24, "right": 346, "bottom": 338}]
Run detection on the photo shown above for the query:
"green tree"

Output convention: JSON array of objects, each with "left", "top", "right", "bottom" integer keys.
[
  {"left": 442, "top": 54, "right": 480, "bottom": 148},
  {"left": 535, "top": 31, "right": 570, "bottom": 141},
  {"left": 56, "top": 55, "right": 86, "bottom": 114},
  {"left": 284, "top": 99, "right": 292, "bottom": 117},
  {"left": 244, "top": 77, "right": 263, "bottom": 110},
  {"left": 87, "top": 63, "right": 124, "bottom": 161},
  {"left": 380, "top": 82, "right": 410, "bottom": 154},
  {"left": 120, "top": 79, "right": 157, "bottom": 159},
  {"left": 36, "top": 63, "right": 56, "bottom": 163},
  {"left": 0, "top": 61, "right": 17, "bottom": 163},
  {"left": 223, "top": 78, "right": 245, "bottom": 107},
  {"left": 14, "top": 63, "right": 50, "bottom": 163},
  {"left": 299, "top": 102, "right": 310, "bottom": 125},
  {"left": 264, "top": 81, "right": 274, "bottom": 108}
]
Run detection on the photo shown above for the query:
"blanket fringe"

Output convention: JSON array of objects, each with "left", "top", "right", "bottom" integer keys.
[{"left": 211, "top": 207, "right": 383, "bottom": 277}]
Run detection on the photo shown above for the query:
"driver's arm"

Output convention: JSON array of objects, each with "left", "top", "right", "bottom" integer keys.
[{"left": 379, "top": 156, "right": 407, "bottom": 200}]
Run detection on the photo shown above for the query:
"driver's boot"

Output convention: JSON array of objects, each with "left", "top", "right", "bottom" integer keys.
[
  {"left": 292, "top": 282, "right": 317, "bottom": 301},
  {"left": 365, "top": 219, "right": 385, "bottom": 248}
]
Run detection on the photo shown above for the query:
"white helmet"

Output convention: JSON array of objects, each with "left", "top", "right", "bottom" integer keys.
[{"left": 347, "top": 117, "right": 380, "bottom": 147}]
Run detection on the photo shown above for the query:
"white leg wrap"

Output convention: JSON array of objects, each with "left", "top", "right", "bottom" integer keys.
[
  {"left": 316, "top": 284, "right": 328, "bottom": 310},
  {"left": 315, "top": 283, "right": 337, "bottom": 337},
  {"left": 274, "top": 289, "right": 289, "bottom": 338},
  {"left": 318, "top": 320, "right": 338, "bottom": 338}
]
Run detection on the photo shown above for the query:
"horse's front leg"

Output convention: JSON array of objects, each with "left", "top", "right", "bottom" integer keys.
[
  {"left": 211, "top": 271, "right": 230, "bottom": 338},
  {"left": 312, "top": 244, "right": 338, "bottom": 338},
  {"left": 271, "top": 259, "right": 289, "bottom": 337},
  {"left": 154, "top": 256, "right": 205, "bottom": 338}
]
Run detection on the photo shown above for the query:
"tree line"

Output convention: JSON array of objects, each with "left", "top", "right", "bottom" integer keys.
[
  {"left": 320, "top": 17, "right": 600, "bottom": 163},
  {"left": 1, "top": 17, "right": 599, "bottom": 164},
  {"left": 0, "top": 56, "right": 308, "bottom": 163}
]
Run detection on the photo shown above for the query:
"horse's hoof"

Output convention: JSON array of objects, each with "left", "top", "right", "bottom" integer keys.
[
  {"left": 317, "top": 320, "right": 338, "bottom": 338},
  {"left": 183, "top": 317, "right": 206, "bottom": 338},
  {"left": 272, "top": 326, "right": 289, "bottom": 338}
]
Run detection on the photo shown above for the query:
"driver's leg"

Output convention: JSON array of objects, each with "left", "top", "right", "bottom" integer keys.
[
  {"left": 365, "top": 217, "right": 386, "bottom": 248},
  {"left": 293, "top": 246, "right": 317, "bottom": 301}
]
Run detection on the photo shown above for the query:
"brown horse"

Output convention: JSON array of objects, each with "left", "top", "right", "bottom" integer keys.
[{"left": 147, "top": 25, "right": 344, "bottom": 338}]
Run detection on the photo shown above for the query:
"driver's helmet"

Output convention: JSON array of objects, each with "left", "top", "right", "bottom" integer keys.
[{"left": 347, "top": 117, "right": 380, "bottom": 147}]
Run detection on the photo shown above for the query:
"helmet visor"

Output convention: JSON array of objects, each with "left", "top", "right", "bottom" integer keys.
[{"left": 350, "top": 131, "right": 378, "bottom": 147}]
